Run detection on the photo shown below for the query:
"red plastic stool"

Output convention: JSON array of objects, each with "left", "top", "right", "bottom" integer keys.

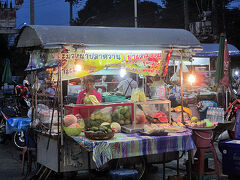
[{"left": 193, "top": 146, "right": 219, "bottom": 176}]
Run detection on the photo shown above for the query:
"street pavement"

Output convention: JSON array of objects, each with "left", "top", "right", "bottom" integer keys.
[{"left": 0, "top": 137, "right": 231, "bottom": 180}]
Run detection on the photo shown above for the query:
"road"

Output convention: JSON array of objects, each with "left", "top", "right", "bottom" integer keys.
[{"left": 0, "top": 137, "right": 229, "bottom": 180}]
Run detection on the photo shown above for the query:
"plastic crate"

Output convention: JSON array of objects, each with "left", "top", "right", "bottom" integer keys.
[
  {"left": 220, "top": 139, "right": 240, "bottom": 176},
  {"left": 104, "top": 96, "right": 126, "bottom": 102}
]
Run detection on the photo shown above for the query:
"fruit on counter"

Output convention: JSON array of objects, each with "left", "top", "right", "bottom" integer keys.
[
  {"left": 84, "top": 96, "right": 92, "bottom": 104},
  {"left": 153, "top": 112, "right": 168, "bottom": 123},
  {"left": 136, "top": 112, "right": 146, "bottom": 124},
  {"left": 172, "top": 122, "right": 178, "bottom": 126},
  {"left": 145, "top": 124, "right": 165, "bottom": 134},
  {"left": 112, "top": 106, "right": 131, "bottom": 125},
  {"left": 110, "top": 122, "right": 121, "bottom": 132},
  {"left": 90, "top": 111, "right": 112, "bottom": 123},
  {"left": 191, "top": 116, "right": 199, "bottom": 123},
  {"left": 101, "top": 122, "right": 111, "bottom": 127},
  {"left": 68, "top": 123, "right": 80, "bottom": 128},
  {"left": 89, "top": 95, "right": 100, "bottom": 105},
  {"left": 204, "top": 119, "right": 213, "bottom": 127},
  {"left": 131, "top": 89, "right": 146, "bottom": 102},
  {"left": 187, "top": 119, "right": 218, "bottom": 128},
  {"left": 139, "top": 90, "right": 147, "bottom": 102},
  {"left": 63, "top": 114, "right": 77, "bottom": 126},
  {"left": 172, "top": 121, "right": 184, "bottom": 127},
  {"left": 86, "top": 125, "right": 113, "bottom": 134},
  {"left": 173, "top": 106, "right": 192, "bottom": 117},
  {"left": 177, "top": 122, "right": 184, "bottom": 126}
]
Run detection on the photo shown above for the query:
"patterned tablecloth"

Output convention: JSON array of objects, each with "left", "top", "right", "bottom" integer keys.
[{"left": 71, "top": 129, "right": 196, "bottom": 168}]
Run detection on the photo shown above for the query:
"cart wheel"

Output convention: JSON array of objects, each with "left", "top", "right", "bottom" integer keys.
[
  {"left": 113, "top": 156, "right": 146, "bottom": 180},
  {"left": 13, "top": 130, "right": 26, "bottom": 150}
]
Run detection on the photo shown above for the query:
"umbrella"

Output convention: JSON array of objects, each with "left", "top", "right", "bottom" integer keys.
[
  {"left": 1, "top": 59, "right": 12, "bottom": 84},
  {"left": 215, "top": 34, "right": 225, "bottom": 84},
  {"left": 220, "top": 39, "right": 230, "bottom": 87}
]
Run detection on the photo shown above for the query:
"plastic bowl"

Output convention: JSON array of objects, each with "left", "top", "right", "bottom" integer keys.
[{"left": 63, "top": 126, "right": 84, "bottom": 136}]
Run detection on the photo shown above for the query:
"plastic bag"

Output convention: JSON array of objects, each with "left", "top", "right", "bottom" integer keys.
[
  {"left": 85, "top": 107, "right": 113, "bottom": 129},
  {"left": 135, "top": 108, "right": 146, "bottom": 124},
  {"left": 131, "top": 88, "right": 146, "bottom": 102},
  {"left": 112, "top": 106, "right": 131, "bottom": 126}
]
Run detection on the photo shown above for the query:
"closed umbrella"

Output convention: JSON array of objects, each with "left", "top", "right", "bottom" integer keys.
[
  {"left": 220, "top": 38, "right": 230, "bottom": 88},
  {"left": 1, "top": 59, "right": 12, "bottom": 84},
  {"left": 215, "top": 34, "right": 225, "bottom": 84}
]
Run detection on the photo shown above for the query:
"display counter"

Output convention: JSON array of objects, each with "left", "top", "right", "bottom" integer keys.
[
  {"left": 71, "top": 130, "right": 195, "bottom": 168},
  {"left": 64, "top": 99, "right": 171, "bottom": 127}
]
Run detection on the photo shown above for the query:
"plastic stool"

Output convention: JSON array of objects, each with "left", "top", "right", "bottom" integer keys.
[
  {"left": 192, "top": 146, "right": 219, "bottom": 179},
  {"left": 109, "top": 168, "right": 138, "bottom": 180}
]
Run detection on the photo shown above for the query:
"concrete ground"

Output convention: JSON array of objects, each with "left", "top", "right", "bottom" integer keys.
[{"left": 0, "top": 137, "right": 234, "bottom": 180}]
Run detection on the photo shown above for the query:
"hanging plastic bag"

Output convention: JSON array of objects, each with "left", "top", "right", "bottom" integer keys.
[{"left": 131, "top": 88, "right": 146, "bottom": 102}]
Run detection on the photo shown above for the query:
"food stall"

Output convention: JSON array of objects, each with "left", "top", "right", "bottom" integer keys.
[{"left": 17, "top": 25, "right": 201, "bottom": 179}]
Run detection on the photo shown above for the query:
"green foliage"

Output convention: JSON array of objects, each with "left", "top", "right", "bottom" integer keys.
[{"left": 71, "top": 0, "right": 163, "bottom": 27}]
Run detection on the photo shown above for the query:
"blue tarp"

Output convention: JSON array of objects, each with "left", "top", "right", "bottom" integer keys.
[
  {"left": 6, "top": 117, "right": 31, "bottom": 134},
  {"left": 194, "top": 43, "right": 240, "bottom": 57}
]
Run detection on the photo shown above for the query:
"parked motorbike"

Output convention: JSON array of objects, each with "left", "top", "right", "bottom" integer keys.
[{"left": 0, "top": 86, "right": 31, "bottom": 149}]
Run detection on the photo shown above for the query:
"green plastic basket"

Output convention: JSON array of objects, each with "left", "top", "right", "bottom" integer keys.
[
  {"left": 104, "top": 96, "right": 126, "bottom": 102},
  {"left": 63, "top": 126, "right": 84, "bottom": 136}
]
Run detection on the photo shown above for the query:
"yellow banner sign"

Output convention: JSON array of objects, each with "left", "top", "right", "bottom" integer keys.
[{"left": 29, "top": 47, "right": 170, "bottom": 80}]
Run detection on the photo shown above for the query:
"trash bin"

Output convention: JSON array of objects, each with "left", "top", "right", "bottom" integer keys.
[{"left": 219, "top": 139, "right": 240, "bottom": 177}]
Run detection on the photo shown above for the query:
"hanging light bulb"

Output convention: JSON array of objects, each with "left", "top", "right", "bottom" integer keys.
[
  {"left": 235, "top": 70, "right": 239, "bottom": 76},
  {"left": 120, "top": 68, "right": 127, "bottom": 78},
  {"left": 188, "top": 74, "right": 196, "bottom": 85},
  {"left": 76, "top": 64, "right": 82, "bottom": 72}
]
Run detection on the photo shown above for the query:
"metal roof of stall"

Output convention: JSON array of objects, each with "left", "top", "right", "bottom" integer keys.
[
  {"left": 194, "top": 43, "right": 240, "bottom": 57},
  {"left": 17, "top": 25, "right": 201, "bottom": 50}
]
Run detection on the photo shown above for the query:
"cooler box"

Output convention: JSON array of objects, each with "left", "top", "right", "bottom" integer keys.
[{"left": 220, "top": 139, "right": 240, "bottom": 176}]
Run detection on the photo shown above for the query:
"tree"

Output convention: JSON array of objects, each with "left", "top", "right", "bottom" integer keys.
[
  {"left": 70, "top": 0, "right": 240, "bottom": 48},
  {"left": 160, "top": 0, "right": 185, "bottom": 28},
  {"left": 71, "top": 0, "right": 163, "bottom": 27},
  {"left": 225, "top": 8, "right": 240, "bottom": 49}
]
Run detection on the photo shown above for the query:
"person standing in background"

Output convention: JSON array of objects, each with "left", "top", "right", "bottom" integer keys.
[
  {"left": 23, "top": 76, "right": 30, "bottom": 87},
  {"left": 76, "top": 76, "right": 102, "bottom": 104},
  {"left": 146, "top": 77, "right": 153, "bottom": 99},
  {"left": 116, "top": 73, "right": 138, "bottom": 98}
]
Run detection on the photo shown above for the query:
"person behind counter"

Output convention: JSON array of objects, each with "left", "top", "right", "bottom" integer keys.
[
  {"left": 116, "top": 73, "right": 138, "bottom": 98},
  {"left": 76, "top": 76, "right": 102, "bottom": 104},
  {"left": 44, "top": 82, "right": 56, "bottom": 98}
]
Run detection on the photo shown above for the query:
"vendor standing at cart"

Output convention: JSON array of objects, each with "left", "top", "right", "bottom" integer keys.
[
  {"left": 76, "top": 76, "right": 102, "bottom": 104},
  {"left": 116, "top": 73, "right": 138, "bottom": 98}
]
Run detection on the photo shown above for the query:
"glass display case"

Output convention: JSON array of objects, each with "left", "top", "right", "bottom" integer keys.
[
  {"left": 132, "top": 99, "right": 171, "bottom": 125},
  {"left": 64, "top": 103, "right": 134, "bottom": 129},
  {"left": 64, "top": 100, "right": 171, "bottom": 131}
]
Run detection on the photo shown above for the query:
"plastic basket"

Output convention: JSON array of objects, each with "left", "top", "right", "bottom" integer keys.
[
  {"left": 63, "top": 126, "right": 83, "bottom": 136},
  {"left": 104, "top": 96, "right": 126, "bottom": 102},
  {"left": 192, "top": 129, "right": 213, "bottom": 148}
]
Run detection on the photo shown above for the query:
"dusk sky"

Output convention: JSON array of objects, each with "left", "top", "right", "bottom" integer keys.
[{"left": 16, "top": 0, "right": 240, "bottom": 27}]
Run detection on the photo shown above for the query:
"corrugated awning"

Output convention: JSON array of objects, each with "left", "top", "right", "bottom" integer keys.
[
  {"left": 17, "top": 25, "right": 201, "bottom": 50},
  {"left": 194, "top": 43, "right": 240, "bottom": 57}
]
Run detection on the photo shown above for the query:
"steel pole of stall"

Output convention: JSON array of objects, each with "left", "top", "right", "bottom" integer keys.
[
  {"left": 60, "top": 60, "right": 64, "bottom": 146},
  {"left": 57, "top": 63, "right": 61, "bottom": 173},
  {"left": 134, "top": 0, "right": 138, "bottom": 28},
  {"left": 180, "top": 51, "right": 184, "bottom": 124}
]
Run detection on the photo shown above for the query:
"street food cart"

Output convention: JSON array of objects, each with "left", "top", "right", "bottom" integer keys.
[{"left": 17, "top": 25, "right": 201, "bottom": 179}]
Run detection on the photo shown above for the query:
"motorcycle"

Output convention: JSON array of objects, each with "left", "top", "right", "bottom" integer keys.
[{"left": 0, "top": 85, "right": 31, "bottom": 149}]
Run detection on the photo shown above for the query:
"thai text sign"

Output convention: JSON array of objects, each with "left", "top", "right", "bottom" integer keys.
[{"left": 28, "top": 47, "right": 170, "bottom": 80}]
